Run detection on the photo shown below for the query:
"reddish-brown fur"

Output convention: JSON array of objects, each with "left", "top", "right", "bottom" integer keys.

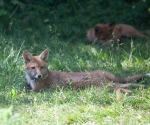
[
  {"left": 86, "top": 23, "right": 147, "bottom": 44},
  {"left": 23, "top": 49, "right": 149, "bottom": 92}
]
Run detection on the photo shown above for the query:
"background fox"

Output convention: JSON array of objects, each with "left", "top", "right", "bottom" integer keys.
[
  {"left": 23, "top": 49, "right": 150, "bottom": 92},
  {"left": 86, "top": 23, "right": 147, "bottom": 44}
]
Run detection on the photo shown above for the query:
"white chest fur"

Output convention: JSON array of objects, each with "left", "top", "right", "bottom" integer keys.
[{"left": 26, "top": 73, "right": 37, "bottom": 89}]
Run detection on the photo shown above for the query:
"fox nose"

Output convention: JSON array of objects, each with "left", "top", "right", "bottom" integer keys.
[{"left": 37, "top": 74, "right": 42, "bottom": 78}]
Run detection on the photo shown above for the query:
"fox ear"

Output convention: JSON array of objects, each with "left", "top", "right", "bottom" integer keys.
[
  {"left": 39, "top": 49, "right": 49, "bottom": 62},
  {"left": 94, "top": 26, "right": 101, "bottom": 35},
  {"left": 108, "top": 22, "right": 116, "bottom": 31},
  {"left": 23, "top": 50, "right": 33, "bottom": 63}
]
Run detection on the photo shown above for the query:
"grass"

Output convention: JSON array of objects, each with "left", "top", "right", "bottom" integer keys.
[{"left": 0, "top": 26, "right": 150, "bottom": 125}]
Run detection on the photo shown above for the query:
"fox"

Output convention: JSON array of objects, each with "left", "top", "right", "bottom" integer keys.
[
  {"left": 86, "top": 23, "right": 147, "bottom": 45},
  {"left": 23, "top": 49, "right": 150, "bottom": 92}
]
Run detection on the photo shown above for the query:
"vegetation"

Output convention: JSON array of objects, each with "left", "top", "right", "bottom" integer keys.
[
  {"left": 0, "top": 0, "right": 150, "bottom": 125},
  {"left": 0, "top": 0, "right": 150, "bottom": 40}
]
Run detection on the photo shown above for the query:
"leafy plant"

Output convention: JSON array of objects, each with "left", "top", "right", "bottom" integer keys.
[
  {"left": 0, "top": 106, "right": 21, "bottom": 125},
  {"left": 1, "top": 0, "right": 150, "bottom": 39}
]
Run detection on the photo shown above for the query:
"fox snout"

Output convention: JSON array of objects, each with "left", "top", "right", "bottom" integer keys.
[
  {"left": 32, "top": 72, "right": 43, "bottom": 79},
  {"left": 26, "top": 69, "right": 43, "bottom": 80}
]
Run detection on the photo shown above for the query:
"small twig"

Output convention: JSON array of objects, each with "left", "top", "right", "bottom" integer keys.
[{"left": 9, "top": 6, "right": 18, "bottom": 18}]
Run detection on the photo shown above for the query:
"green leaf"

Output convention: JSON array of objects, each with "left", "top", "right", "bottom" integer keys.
[
  {"left": 0, "top": 9, "right": 7, "bottom": 16},
  {"left": 0, "top": 0, "right": 4, "bottom": 6}
]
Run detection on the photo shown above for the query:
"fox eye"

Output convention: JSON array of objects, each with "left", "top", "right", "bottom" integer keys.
[
  {"left": 31, "top": 67, "right": 35, "bottom": 69},
  {"left": 101, "top": 38, "right": 106, "bottom": 40},
  {"left": 40, "top": 66, "right": 44, "bottom": 69}
]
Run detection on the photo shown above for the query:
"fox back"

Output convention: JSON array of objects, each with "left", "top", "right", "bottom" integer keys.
[
  {"left": 86, "top": 23, "right": 147, "bottom": 44},
  {"left": 23, "top": 49, "right": 150, "bottom": 93}
]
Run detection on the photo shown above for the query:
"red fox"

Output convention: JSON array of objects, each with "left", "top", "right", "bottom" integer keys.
[
  {"left": 23, "top": 49, "right": 150, "bottom": 92},
  {"left": 86, "top": 23, "right": 147, "bottom": 44}
]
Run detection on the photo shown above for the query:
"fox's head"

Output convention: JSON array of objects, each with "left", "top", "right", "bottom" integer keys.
[
  {"left": 23, "top": 49, "right": 49, "bottom": 80},
  {"left": 94, "top": 23, "right": 116, "bottom": 43}
]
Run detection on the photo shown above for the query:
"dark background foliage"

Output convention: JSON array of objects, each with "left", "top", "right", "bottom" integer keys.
[{"left": 0, "top": 0, "right": 150, "bottom": 41}]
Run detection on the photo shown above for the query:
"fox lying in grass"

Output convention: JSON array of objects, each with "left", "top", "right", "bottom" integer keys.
[
  {"left": 23, "top": 49, "right": 150, "bottom": 92},
  {"left": 86, "top": 23, "right": 147, "bottom": 45}
]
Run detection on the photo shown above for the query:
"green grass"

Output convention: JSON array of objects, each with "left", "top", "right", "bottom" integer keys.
[{"left": 0, "top": 27, "right": 150, "bottom": 125}]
